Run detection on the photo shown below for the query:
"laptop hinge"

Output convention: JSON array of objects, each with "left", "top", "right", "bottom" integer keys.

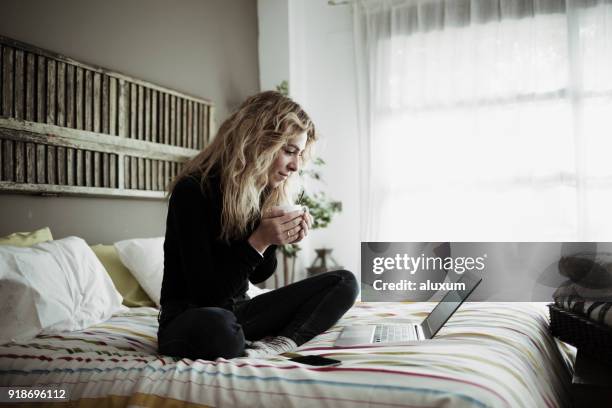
[{"left": 416, "top": 324, "right": 425, "bottom": 340}]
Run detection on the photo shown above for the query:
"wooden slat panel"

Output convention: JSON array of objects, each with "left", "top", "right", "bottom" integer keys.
[
  {"left": 75, "top": 67, "right": 84, "bottom": 129},
  {"left": 171, "top": 96, "right": 176, "bottom": 146},
  {"left": 109, "top": 77, "right": 117, "bottom": 135},
  {"left": 14, "top": 50, "right": 25, "bottom": 120},
  {"left": 177, "top": 97, "right": 183, "bottom": 147},
  {"left": 130, "top": 83, "right": 137, "bottom": 139},
  {"left": 2, "top": 46, "right": 14, "bottom": 117},
  {"left": 192, "top": 103, "right": 198, "bottom": 149},
  {"left": 151, "top": 90, "right": 157, "bottom": 143},
  {"left": 138, "top": 156, "right": 144, "bottom": 189},
  {"left": 202, "top": 103, "right": 207, "bottom": 149},
  {"left": 198, "top": 103, "right": 204, "bottom": 149},
  {"left": 118, "top": 79, "right": 127, "bottom": 137},
  {"left": 145, "top": 158, "right": 151, "bottom": 190},
  {"left": 36, "top": 144, "right": 45, "bottom": 184},
  {"left": 117, "top": 151, "right": 123, "bottom": 189},
  {"left": 0, "top": 37, "right": 213, "bottom": 199},
  {"left": 93, "top": 72, "right": 102, "bottom": 133},
  {"left": 36, "top": 55, "right": 46, "bottom": 122},
  {"left": 46, "top": 145, "right": 56, "bottom": 184},
  {"left": 0, "top": 45, "right": 2, "bottom": 116},
  {"left": 151, "top": 159, "right": 158, "bottom": 191},
  {"left": 208, "top": 106, "right": 213, "bottom": 144},
  {"left": 202, "top": 104, "right": 208, "bottom": 146},
  {"left": 174, "top": 97, "right": 179, "bottom": 146},
  {"left": 76, "top": 149, "right": 84, "bottom": 186},
  {"left": 14, "top": 141, "right": 24, "bottom": 182},
  {"left": 157, "top": 91, "right": 164, "bottom": 143},
  {"left": 56, "top": 62, "right": 65, "bottom": 127},
  {"left": 163, "top": 93, "right": 170, "bottom": 144},
  {"left": 181, "top": 99, "right": 187, "bottom": 148},
  {"left": 137, "top": 85, "right": 144, "bottom": 140},
  {"left": 25, "top": 53, "right": 36, "bottom": 121},
  {"left": 193, "top": 103, "right": 199, "bottom": 149},
  {"left": 102, "top": 75, "right": 109, "bottom": 134},
  {"left": 57, "top": 146, "right": 66, "bottom": 185},
  {"left": 191, "top": 102, "right": 197, "bottom": 150},
  {"left": 110, "top": 154, "right": 117, "bottom": 188},
  {"left": 25, "top": 142, "right": 35, "bottom": 183},
  {"left": 130, "top": 155, "right": 137, "bottom": 189},
  {"left": 84, "top": 150, "right": 92, "bottom": 186},
  {"left": 185, "top": 99, "right": 191, "bottom": 148},
  {"left": 144, "top": 87, "right": 151, "bottom": 142},
  {"left": 192, "top": 101, "right": 197, "bottom": 149},
  {"left": 203, "top": 105, "right": 209, "bottom": 145},
  {"left": 66, "top": 147, "right": 75, "bottom": 185},
  {"left": 157, "top": 160, "right": 164, "bottom": 191},
  {"left": 163, "top": 161, "right": 170, "bottom": 191},
  {"left": 182, "top": 100, "right": 187, "bottom": 148},
  {"left": 124, "top": 155, "right": 130, "bottom": 189},
  {"left": 84, "top": 70, "right": 93, "bottom": 131},
  {"left": 183, "top": 99, "right": 188, "bottom": 147},
  {"left": 46, "top": 59, "right": 56, "bottom": 125},
  {"left": 3, "top": 139, "right": 13, "bottom": 181},
  {"left": 93, "top": 151, "right": 101, "bottom": 187},
  {"left": 102, "top": 152, "right": 109, "bottom": 187},
  {"left": 65, "top": 64, "right": 75, "bottom": 128}
]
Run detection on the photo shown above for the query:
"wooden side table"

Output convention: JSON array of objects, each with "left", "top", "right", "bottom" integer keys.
[{"left": 572, "top": 350, "right": 612, "bottom": 407}]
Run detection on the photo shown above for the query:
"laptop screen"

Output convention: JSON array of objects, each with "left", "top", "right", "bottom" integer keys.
[{"left": 422, "top": 273, "right": 482, "bottom": 338}]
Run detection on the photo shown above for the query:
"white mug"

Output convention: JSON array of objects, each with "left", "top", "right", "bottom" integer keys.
[{"left": 277, "top": 204, "right": 305, "bottom": 213}]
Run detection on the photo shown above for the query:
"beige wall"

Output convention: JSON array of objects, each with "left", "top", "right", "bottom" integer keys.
[{"left": 0, "top": 0, "right": 260, "bottom": 244}]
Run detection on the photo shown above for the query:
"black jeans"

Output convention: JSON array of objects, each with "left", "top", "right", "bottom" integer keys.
[{"left": 157, "top": 270, "right": 358, "bottom": 360}]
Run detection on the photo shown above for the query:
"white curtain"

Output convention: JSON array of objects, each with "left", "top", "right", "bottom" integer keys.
[{"left": 353, "top": 0, "right": 612, "bottom": 242}]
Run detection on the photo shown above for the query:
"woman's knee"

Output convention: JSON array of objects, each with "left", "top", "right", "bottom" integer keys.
[
  {"left": 332, "top": 269, "right": 359, "bottom": 303},
  {"left": 159, "top": 307, "right": 245, "bottom": 360}
]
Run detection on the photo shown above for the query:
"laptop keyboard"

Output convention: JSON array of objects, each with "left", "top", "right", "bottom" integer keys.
[{"left": 373, "top": 325, "right": 416, "bottom": 342}]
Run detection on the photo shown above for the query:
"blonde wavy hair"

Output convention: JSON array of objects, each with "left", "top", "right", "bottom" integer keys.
[{"left": 168, "top": 91, "right": 317, "bottom": 242}]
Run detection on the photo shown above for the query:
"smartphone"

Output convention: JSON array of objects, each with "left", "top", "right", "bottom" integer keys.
[{"left": 288, "top": 355, "right": 342, "bottom": 367}]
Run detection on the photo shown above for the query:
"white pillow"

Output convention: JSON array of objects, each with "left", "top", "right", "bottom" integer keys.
[
  {"left": 114, "top": 237, "right": 269, "bottom": 307},
  {"left": 0, "top": 237, "right": 123, "bottom": 345},
  {"left": 115, "top": 237, "right": 165, "bottom": 307}
]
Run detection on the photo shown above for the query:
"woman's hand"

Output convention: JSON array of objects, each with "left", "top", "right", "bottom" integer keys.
[
  {"left": 292, "top": 208, "right": 313, "bottom": 244},
  {"left": 248, "top": 208, "right": 305, "bottom": 252}
]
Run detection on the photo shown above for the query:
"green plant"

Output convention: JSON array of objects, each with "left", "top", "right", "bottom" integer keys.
[
  {"left": 274, "top": 80, "right": 342, "bottom": 259},
  {"left": 276, "top": 89, "right": 342, "bottom": 258},
  {"left": 279, "top": 176, "right": 341, "bottom": 258},
  {"left": 276, "top": 80, "right": 289, "bottom": 96}
]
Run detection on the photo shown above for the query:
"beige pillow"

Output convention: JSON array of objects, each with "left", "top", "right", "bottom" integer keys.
[
  {"left": 0, "top": 227, "right": 53, "bottom": 247},
  {"left": 90, "top": 244, "right": 156, "bottom": 308}
]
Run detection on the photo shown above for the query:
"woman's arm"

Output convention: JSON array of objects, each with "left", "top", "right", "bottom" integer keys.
[
  {"left": 169, "top": 177, "right": 268, "bottom": 306},
  {"left": 249, "top": 245, "right": 278, "bottom": 284}
]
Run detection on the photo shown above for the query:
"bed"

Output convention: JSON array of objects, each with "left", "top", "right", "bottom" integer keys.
[
  {"left": 0, "top": 36, "right": 575, "bottom": 408},
  {"left": 0, "top": 301, "right": 575, "bottom": 408}
]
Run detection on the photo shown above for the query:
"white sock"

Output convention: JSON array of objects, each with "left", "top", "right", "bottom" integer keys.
[{"left": 243, "top": 336, "right": 298, "bottom": 358}]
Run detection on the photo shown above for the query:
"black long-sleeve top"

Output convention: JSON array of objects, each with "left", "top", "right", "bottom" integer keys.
[{"left": 160, "top": 172, "right": 277, "bottom": 312}]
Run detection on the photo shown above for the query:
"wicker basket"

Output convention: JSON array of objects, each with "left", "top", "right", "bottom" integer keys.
[{"left": 548, "top": 304, "right": 612, "bottom": 366}]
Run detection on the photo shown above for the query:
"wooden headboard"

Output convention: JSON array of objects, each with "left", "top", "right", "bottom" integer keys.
[{"left": 0, "top": 35, "right": 213, "bottom": 199}]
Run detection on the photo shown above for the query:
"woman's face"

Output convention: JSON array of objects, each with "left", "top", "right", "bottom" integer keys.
[{"left": 268, "top": 131, "right": 308, "bottom": 188}]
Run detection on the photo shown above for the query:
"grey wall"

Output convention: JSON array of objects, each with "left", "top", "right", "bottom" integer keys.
[{"left": 0, "top": 0, "right": 260, "bottom": 244}]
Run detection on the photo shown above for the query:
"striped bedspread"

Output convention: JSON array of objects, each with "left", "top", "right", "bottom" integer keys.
[{"left": 0, "top": 302, "right": 574, "bottom": 408}]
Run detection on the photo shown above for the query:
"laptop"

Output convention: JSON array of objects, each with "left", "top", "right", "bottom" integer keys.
[{"left": 335, "top": 272, "right": 482, "bottom": 346}]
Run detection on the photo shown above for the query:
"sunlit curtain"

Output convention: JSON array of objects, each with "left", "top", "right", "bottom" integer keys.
[{"left": 353, "top": 0, "right": 612, "bottom": 241}]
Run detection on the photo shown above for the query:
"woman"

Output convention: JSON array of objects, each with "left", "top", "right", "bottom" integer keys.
[{"left": 157, "top": 91, "right": 359, "bottom": 360}]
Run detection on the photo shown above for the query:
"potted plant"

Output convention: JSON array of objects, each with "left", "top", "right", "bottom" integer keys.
[{"left": 273, "top": 81, "right": 342, "bottom": 287}]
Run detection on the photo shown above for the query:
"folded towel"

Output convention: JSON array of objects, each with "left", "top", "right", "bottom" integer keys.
[{"left": 553, "top": 252, "right": 612, "bottom": 327}]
